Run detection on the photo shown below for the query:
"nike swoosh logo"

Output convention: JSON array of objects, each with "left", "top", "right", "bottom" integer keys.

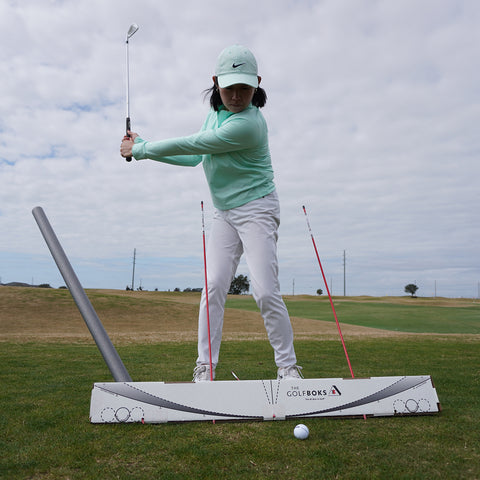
[{"left": 232, "top": 63, "right": 246, "bottom": 68}]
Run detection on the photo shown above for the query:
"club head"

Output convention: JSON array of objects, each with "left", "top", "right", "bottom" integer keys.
[{"left": 126, "top": 24, "right": 139, "bottom": 40}]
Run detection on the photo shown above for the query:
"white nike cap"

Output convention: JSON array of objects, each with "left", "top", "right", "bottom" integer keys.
[{"left": 215, "top": 45, "right": 259, "bottom": 88}]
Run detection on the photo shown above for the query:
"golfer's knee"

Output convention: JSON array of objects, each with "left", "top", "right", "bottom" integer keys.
[
  {"left": 254, "top": 289, "right": 279, "bottom": 312},
  {"left": 206, "top": 276, "right": 230, "bottom": 298}
]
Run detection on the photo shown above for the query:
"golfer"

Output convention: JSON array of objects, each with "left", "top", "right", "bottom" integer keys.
[{"left": 120, "top": 45, "right": 302, "bottom": 382}]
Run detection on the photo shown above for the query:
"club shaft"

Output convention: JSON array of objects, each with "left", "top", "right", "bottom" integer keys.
[{"left": 126, "top": 38, "right": 131, "bottom": 118}]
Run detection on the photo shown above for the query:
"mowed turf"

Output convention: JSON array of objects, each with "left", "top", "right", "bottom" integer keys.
[
  {"left": 228, "top": 294, "right": 480, "bottom": 334},
  {"left": 0, "top": 287, "right": 479, "bottom": 479}
]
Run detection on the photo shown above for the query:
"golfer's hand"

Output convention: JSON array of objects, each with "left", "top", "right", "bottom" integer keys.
[
  {"left": 120, "top": 137, "right": 133, "bottom": 158},
  {"left": 120, "top": 131, "right": 138, "bottom": 158},
  {"left": 127, "top": 130, "right": 139, "bottom": 141}
]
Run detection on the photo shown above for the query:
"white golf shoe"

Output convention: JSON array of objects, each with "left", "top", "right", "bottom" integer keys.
[
  {"left": 193, "top": 364, "right": 215, "bottom": 382},
  {"left": 277, "top": 365, "right": 303, "bottom": 380}
]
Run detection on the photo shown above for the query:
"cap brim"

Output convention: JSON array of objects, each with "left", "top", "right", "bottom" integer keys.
[{"left": 217, "top": 73, "right": 258, "bottom": 88}]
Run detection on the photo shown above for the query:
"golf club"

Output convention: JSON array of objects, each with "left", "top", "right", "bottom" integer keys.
[{"left": 125, "top": 23, "right": 139, "bottom": 162}]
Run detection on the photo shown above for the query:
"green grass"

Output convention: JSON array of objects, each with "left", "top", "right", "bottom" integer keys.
[
  {"left": 1, "top": 338, "right": 479, "bottom": 479},
  {"left": 226, "top": 296, "right": 480, "bottom": 334},
  {"left": 1, "top": 291, "right": 479, "bottom": 478}
]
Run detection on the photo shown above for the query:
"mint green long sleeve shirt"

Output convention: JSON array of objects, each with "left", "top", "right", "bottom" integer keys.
[{"left": 131, "top": 105, "right": 275, "bottom": 210}]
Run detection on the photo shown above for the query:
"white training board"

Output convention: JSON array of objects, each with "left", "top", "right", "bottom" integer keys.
[{"left": 90, "top": 375, "right": 440, "bottom": 423}]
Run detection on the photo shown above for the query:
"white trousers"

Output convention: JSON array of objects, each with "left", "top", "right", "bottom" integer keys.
[{"left": 197, "top": 191, "right": 297, "bottom": 368}]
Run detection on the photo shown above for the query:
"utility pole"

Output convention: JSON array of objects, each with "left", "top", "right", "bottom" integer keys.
[
  {"left": 292, "top": 278, "right": 295, "bottom": 296},
  {"left": 131, "top": 248, "right": 136, "bottom": 291},
  {"left": 343, "top": 250, "right": 346, "bottom": 296}
]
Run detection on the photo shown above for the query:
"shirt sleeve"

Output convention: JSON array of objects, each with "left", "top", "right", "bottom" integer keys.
[
  {"left": 131, "top": 112, "right": 261, "bottom": 165},
  {"left": 132, "top": 137, "right": 203, "bottom": 166}
]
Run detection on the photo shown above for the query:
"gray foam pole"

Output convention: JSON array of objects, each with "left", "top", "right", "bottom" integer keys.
[{"left": 32, "top": 206, "right": 132, "bottom": 382}]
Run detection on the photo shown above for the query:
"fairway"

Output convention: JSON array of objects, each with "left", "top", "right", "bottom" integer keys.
[
  {"left": 1, "top": 287, "right": 479, "bottom": 479},
  {"left": 231, "top": 295, "right": 480, "bottom": 334}
]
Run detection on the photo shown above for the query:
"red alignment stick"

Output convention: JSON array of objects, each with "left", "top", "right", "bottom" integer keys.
[
  {"left": 201, "top": 201, "right": 214, "bottom": 381},
  {"left": 302, "top": 205, "right": 355, "bottom": 379}
]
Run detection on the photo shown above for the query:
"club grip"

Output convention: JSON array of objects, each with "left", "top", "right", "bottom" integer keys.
[{"left": 125, "top": 117, "right": 132, "bottom": 162}]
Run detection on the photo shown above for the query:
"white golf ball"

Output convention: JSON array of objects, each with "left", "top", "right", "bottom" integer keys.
[{"left": 294, "top": 424, "right": 309, "bottom": 440}]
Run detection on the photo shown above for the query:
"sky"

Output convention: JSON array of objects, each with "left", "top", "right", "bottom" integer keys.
[{"left": 1, "top": 0, "right": 479, "bottom": 298}]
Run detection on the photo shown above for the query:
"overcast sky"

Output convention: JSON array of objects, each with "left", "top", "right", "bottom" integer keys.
[{"left": 1, "top": 0, "right": 478, "bottom": 298}]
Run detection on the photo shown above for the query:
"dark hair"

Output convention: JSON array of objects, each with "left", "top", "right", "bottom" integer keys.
[{"left": 203, "top": 83, "right": 267, "bottom": 111}]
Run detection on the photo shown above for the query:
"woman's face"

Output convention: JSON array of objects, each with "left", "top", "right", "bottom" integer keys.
[{"left": 214, "top": 76, "right": 261, "bottom": 113}]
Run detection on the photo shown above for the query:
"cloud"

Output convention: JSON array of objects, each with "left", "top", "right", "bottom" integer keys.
[{"left": 1, "top": 0, "right": 479, "bottom": 298}]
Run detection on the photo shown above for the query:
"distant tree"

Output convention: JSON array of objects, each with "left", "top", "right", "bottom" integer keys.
[
  {"left": 174, "top": 287, "right": 181, "bottom": 292},
  {"left": 404, "top": 284, "right": 419, "bottom": 297},
  {"left": 38, "top": 283, "right": 52, "bottom": 289},
  {"left": 316, "top": 288, "right": 323, "bottom": 296},
  {"left": 229, "top": 274, "right": 250, "bottom": 295}
]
